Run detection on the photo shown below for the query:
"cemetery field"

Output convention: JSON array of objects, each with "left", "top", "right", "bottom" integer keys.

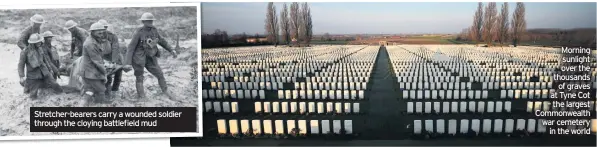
[{"left": 196, "top": 44, "right": 597, "bottom": 146}]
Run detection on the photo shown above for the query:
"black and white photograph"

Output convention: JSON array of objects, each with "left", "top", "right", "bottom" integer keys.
[{"left": 0, "top": 5, "right": 199, "bottom": 136}]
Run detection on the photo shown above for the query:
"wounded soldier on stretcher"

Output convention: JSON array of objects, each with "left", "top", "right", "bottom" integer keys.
[{"left": 62, "top": 57, "right": 129, "bottom": 95}]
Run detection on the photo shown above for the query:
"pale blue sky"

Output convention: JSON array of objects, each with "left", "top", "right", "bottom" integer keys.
[{"left": 201, "top": 2, "right": 596, "bottom": 35}]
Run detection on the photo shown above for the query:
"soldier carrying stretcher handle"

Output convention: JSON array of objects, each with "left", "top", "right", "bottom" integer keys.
[
  {"left": 18, "top": 33, "right": 63, "bottom": 99},
  {"left": 98, "top": 19, "right": 126, "bottom": 93},
  {"left": 80, "top": 22, "right": 111, "bottom": 104}
]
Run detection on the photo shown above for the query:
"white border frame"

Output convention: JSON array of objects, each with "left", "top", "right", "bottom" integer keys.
[{"left": 0, "top": 2, "right": 203, "bottom": 141}]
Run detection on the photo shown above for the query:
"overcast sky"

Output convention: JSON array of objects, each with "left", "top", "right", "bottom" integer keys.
[{"left": 201, "top": 2, "right": 596, "bottom": 35}]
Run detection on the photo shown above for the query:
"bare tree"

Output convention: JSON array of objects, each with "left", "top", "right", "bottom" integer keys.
[
  {"left": 467, "top": 27, "right": 475, "bottom": 42},
  {"left": 470, "top": 2, "right": 484, "bottom": 44},
  {"left": 214, "top": 29, "right": 223, "bottom": 46},
  {"left": 482, "top": 2, "right": 497, "bottom": 47},
  {"left": 306, "top": 3, "right": 312, "bottom": 45},
  {"left": 299, "top": 2, "right": 313, "bottom": 46},
  {"left": 297, "top": 3, "right": 305, "bottom": 46},
  {"left": 265, "top": 2, "right": 279, "bottom": 46},
  {"left": 241, "top": 32, "right": 248, "bottom": 43},
  {"left": 323, "top": 33, "right": 331, "bottom": 41},
  {"left": 280, "top": 3, "right": 290, "bottom": 45},
  {"left": 222, "top": 31, "right": 229, "bottom": 45},
  {"left": 290, "top": 2, "right": 300, "bottom": 46},
  {"left": 497, "top": 2, "right": 509, "bottom": 45},
  {"left": 511, "top": 2, "right": 526, "bottom": 47},
  {"left": 457, "top": 28, "right": 470, "bottom": 41}
]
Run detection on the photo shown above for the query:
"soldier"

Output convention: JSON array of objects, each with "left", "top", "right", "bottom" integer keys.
[
  {"left": 64, "top": 20, "right": 89, "bottom": 59},
  {"left": 41, "top": 31, "right": 61, "bottom": 80},
  {"left": 98, "top": 19, "right": 124, "bottom": 92},
  {"left": 17, "top": 14, "right": 44, "bottom": 50},
  {"left": 80, "top": 23, "right": 111, "bottom": 104},
  {"left": 123, "top": 12, "right": 178, "bottom": 99},
  {"left": 18, "top": 33, "right": 63, "bottom": 99}
]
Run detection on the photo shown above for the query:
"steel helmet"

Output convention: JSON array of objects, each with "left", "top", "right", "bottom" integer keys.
[
  {"left": 139, "top": 12, "right": 156, "bottom": 21},
  {"left": 64, "top": 20, "right": 78, "bottom": 29},
  {"left": 41, "top": 31, "right": 57, "bottom": 38},
  {"left": 30, "top": 14, "right": 45, "bottom": 24},
  {"left": 28, "top": 33, "right": 43, "bottom": 44},
  {"left": 89, "top": 22, "right": 106, "bottom": 31},
  {"left": 98, "top": 19, "right": 109, "bottom": 27}
]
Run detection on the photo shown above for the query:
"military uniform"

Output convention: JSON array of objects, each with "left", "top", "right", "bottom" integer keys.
[
  {"left": 103, "top": 30, "right": 123, "bottom": 91},
  {"left": 42, "top": 42, "right": 60, "bottom": 79},
  {"left": 81, "top": 35, "right": 108, "bottom": 100},
  {"left": 17, "top": 26, "right": 41, "bottom": 50},
  {"left": 124, "top": 26, "right": 174, "bottom": 98},
  {"left": 70, "top": 27, "right": 89, "bottom": 58},
  {"left": 18, "top": 45, "right": 62, "bottom": 98}
]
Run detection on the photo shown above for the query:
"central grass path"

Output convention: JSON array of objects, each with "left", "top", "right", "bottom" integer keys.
[{"left": 361, "top": 46, "right": 404, "bottom": 139}]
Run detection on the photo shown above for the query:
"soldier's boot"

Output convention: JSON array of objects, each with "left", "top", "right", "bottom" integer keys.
[
  {"left": 49, "top": 82, "right": 64, "bottom": 94},
  {"left": 105, "top": 87, "right": 112, "bottom": 99},
  {"left": 29, "top": 90, "right": 39, "bottom": 100},
  {"left": 157, "top": 75, "right": 173, "bottom": 98},
  {"left": 96, "top": 93, "right": 112, "bottom": 104},
  {"left": 135, "top": 76, "right": 146, "bottom": 99},
  {"left": 111, "top": 70, "right": 122, "bottom": 91},
  {"left": 104, "top": 76, "right": 113, "bottom": 99},
  {"left": 24, "top": 85, "right": 30, "bottom": 94},
  {"left": 83, "top": 91, "right": 94, "bottom": 106},
  {"left": 105, "top": 76, "right": 113, "bottom": 91}
]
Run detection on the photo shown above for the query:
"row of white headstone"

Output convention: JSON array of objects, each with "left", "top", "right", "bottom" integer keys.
[
  {"left": 203, "top": 89, "right": 265, "bottom": 99},
  {"left": 217, "top": 119, "right": 353, "bottom": 135},
  {"left": 202, "top": 45, "right": 366, "bottom": 61},
  {"left": 254, "top": 101, "right": 360, "bottom": 114},
  {"left": 277, "top": 89, "right": 366, "bottom": 100},
  {"left": 204, "top": 101, "right": 238, "bottom": 113},
  {"left": 412, "top": 119, "right": 597, "bottom": 135},
  {"left": 393, "top": 62, "right": 558, "bottom": 68},
  {"left": 396, "top": 76, "right": 553, "bottom": 82},
  {"left": 398, "top": 82, "right": 553, "bottom": 90},
  {"left": 407, "top": 101, "right": 511, "bottom": 114},
  {"left": 394, "top": 71, "right": 554, "bottom": 77},
  {"left": 205, "top": 81, "right": 371, "bottom": 91},
  {"left": 401, "top": 89, "right": 552, "bottom": 100},
  {"left": 306, "top": 77, "right": 370, "bottom": 83}
]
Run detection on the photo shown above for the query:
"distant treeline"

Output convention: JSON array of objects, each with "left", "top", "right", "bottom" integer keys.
[
  {"left": 456, "top": 2, "right": 596, "bottom": 48},
  {"left": 201, "top": 29, "right": 272, "bottom": 49},
  {"left": 456, "top": 28, "right": 596, "bottom": 48}
]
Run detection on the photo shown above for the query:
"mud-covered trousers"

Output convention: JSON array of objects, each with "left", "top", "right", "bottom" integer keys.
[
  {"left": 132, "top": 56, "right": 168, "bottom": 98},
  {"left": 106, "top": 69, "right": 122, "bottom": 91},
  {"left": 83, "top": 78, "right": 107, "bottom": 100},
  {"left": 24, "top": 77, "right": 63, "bottom": 98}
]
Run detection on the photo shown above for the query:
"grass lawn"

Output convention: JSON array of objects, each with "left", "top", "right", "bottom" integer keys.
[{"left": 310, "top": 40, "right": 350, "bottom": 45}]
